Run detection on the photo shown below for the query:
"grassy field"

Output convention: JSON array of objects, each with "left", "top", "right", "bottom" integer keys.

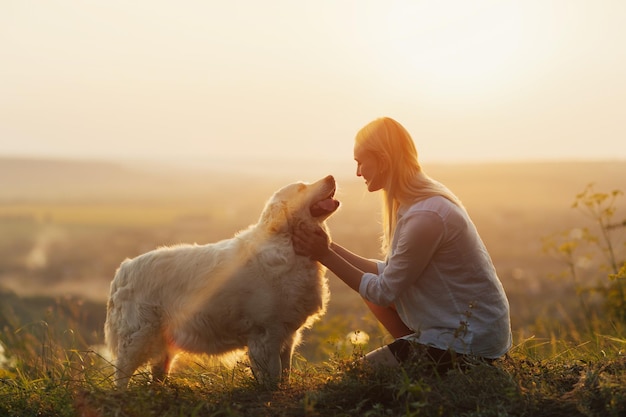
[
  {"left": 0, "top": 328, "right": 625, "bottom": 416},
  {"left": 1, "top": 158, "right": 625, "bottom": 416}
]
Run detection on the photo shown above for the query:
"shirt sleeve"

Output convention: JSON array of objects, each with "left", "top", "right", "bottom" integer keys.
[{"left": 359, "top": 210, "right": 445, "bottom": 306}]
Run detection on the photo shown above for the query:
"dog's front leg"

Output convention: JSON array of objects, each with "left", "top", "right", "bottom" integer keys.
[
  {"left": 150, "top": 352, "right": 173, "bottom": 384},
  {"left": 279, "top": 329, "right": 302, "bottom": 382},
  {"left": 248, "top": 332, "right": 282, "bottom": 389}
]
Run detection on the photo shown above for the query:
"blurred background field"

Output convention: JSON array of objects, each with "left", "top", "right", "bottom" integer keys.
[{"left": 1, "top": 157, "right": 625, "bottom": 364}]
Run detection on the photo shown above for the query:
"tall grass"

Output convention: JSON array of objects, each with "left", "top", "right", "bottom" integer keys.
[{"left": 1, "top": 310, "right": 625, "bottom": 417}]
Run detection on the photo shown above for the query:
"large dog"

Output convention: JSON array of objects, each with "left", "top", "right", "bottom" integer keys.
[{"left": 104, "top": 175, "right": 339, "bottom": 388}]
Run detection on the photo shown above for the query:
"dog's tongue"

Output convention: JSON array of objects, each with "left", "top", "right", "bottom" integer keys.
[{"left": 310, "top": 198, "right": 339, "bottom": 217}]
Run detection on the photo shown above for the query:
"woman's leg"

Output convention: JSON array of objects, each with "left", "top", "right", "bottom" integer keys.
[
  {"left": 363, "top": 337, "right": 416, "bottom": 367},
  {"left": 364, "top": 338, "right": 474, "bottom": 374},
  {"left": 362, "top": 299, "right": 412, "bottom": 338},
  {"left": 363, "top": 345, "right": 401, "bottom": 366}
]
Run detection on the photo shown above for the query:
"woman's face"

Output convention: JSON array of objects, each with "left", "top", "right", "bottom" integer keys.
[{"left": 354, "top": 144, "right": 386, "bottom": 192}]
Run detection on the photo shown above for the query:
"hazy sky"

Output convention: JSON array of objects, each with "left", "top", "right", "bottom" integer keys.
[{"left": 2, "top": 0, "right": 625, "bottom": 169}]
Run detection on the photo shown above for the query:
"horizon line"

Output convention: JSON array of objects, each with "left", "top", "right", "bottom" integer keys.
[{"left": 2, "top": 153, "right": 625, "bottom": 166}]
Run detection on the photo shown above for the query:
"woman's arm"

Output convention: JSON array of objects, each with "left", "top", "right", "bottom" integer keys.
[
  {"left": 293, "top": 224, "right": 413, "bottom": 338},
  {"left": 317, "top": 248, "right": 365, "bottom": 292},
  {"left": 329, "top": 242, "right": 378, "bottom": 274},
  {"left": 292, "top": 224, "right": 369, "bottom": 292}
]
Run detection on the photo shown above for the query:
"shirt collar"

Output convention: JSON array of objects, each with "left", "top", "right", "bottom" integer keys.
[{"left": 397, "top": 204, "right": 409, "bottom": 219}]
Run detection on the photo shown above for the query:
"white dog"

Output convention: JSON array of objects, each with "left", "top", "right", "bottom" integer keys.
[{"left": 104, "top": 175, "right": 340, "bottom": 388}]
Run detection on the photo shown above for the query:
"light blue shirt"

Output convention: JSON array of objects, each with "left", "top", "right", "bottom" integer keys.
[{"left": 359, "top": 196, "right": 512, "bottom": 358}]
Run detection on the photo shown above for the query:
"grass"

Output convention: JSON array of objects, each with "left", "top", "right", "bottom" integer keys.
[{"left": 1, "top": 329, "right": 625, "bottom": 417}]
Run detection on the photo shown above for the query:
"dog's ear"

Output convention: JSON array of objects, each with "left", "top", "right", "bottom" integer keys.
[{"left": 260, "top": 201, "right": 290, "bottom": 234}]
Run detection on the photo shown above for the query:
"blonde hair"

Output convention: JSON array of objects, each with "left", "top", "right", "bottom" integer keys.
[{"left": 354, "top": 117, "right": 463, "bottom": 255}]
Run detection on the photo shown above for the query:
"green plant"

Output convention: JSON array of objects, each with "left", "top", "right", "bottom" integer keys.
[{"left": 542, "top": 183, "right": 626, "bottom": 331}]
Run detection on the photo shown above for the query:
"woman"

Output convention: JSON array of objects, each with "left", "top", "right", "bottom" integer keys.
[{"left": 292, "top": 117, "right": 511, "bottom": 372}]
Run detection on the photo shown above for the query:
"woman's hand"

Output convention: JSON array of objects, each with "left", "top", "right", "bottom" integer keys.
[{"left": 292, "top": 222, "right": 331, "bottom": 261}]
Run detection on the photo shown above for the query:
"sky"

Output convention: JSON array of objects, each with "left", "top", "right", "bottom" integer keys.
[{"left": 1, "top": 0, "right": 626, "bottom": 172}]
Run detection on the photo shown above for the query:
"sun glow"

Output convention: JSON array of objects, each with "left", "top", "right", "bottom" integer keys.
[
  {"left": 382, "top": 0, "right": 525, "bottom": 98},
  {"left": 2, "top": 1, "right": 625, "bottom": 162}
]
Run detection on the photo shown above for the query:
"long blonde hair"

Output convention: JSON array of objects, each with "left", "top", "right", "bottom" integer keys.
[{"left": 354, "top": 117, "right": 463, "bottom": 255}]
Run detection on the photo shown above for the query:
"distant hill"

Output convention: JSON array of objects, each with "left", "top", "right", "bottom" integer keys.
[
  {"left": 425, "top": 159, "right": 626, "bottom": 210},
  {"left": 0, "top": 157, "right": 251, "bottom": 202},
  {"left": 1, "top": 156, "right": 625, "bottom": 209},
  {"left": 0, "top": 157, "right": 171, "bottom": 201}
]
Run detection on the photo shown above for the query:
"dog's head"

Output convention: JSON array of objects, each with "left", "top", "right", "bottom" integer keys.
[{"left": 260, "top": 175, "right": 340, "bottom": 234}]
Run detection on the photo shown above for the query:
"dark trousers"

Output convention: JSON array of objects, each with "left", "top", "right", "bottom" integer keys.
[{"left": 387, "top": 338, "right": 493, "bottom": 374}]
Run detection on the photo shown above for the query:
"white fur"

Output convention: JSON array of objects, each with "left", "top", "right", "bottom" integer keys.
[{"left": 104, "top": 176, "right": 338, "bottom": 388}]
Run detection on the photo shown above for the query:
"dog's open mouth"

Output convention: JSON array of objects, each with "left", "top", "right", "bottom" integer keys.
[{"left": 310, "top": 188, "right": 340, "bottom": 217}]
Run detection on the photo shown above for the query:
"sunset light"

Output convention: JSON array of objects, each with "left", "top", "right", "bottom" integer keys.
[
  {"left": 1, "top": 0, "right": 625, "bottom": 166},
  {"left": 2, "top": 2, "right": 626, "bottom": 414},
  {"left": 383, "top": 1, "right": 525, "bottom": 97}
]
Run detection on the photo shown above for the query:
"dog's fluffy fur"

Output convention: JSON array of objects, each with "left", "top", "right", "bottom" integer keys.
[{"left": 104, "top": 175, "right": 339, "bottom": 388}]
